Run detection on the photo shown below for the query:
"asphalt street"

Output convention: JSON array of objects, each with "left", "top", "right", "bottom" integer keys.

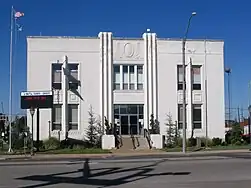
[{"left": 0, "top": 157, "right": 251, "bottom": 187}]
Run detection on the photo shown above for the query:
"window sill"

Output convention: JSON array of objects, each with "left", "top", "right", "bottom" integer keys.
[{"left": 113, "top": 90, "right": 144, "bottom": 93}]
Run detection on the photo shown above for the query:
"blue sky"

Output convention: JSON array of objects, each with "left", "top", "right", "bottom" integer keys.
[{"left": 0, "top": 0, "right": 250, "bottom": 116}]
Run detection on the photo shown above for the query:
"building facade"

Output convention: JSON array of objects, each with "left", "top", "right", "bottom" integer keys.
[{"left": 26, "top": 32, "right": 225, "bottom": 141}]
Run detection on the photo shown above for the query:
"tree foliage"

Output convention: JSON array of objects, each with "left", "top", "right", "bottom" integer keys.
[
  {"left": 165, "top": 113, "right": 180, "bottom": 148},
  {"left": 149, "top": 114, "right": 160, "bottom": 134},
  {"left": 86, "top": 106, "right": 99, "bottom": 147},
  {"left": 230, "top": 121, "right": 243, "bottom": 144}
]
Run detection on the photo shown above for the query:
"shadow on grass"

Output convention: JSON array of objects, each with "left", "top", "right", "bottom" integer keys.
[{"left": 16, "top": 158, "right": 191, "bottom": 187}]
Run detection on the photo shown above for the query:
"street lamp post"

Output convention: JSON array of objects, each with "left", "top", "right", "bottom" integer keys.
[
  {"left": 182, "top": 12, "right": 196, "bottom": 153},
  {"left": 248, "top": 105, "right": 251, "bottom": 151},
  {"left": 225, "top": 68, "right": 231, "bottom": 127},
  {"left": 29, "top": 107, "right": 35, "bottom": 156}
]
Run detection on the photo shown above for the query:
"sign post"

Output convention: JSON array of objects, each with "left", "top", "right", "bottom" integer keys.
[
  {"left": 20, "top": 91, "right": 53, "bottom": 155},
  {"left": 29, "top": 107, "right": 35, "bottom": 156}
]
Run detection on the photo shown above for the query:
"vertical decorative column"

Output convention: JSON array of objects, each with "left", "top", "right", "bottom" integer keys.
[
  {"left": 107, "top": 32, "right": 113, "bottom": 125},
  {"left": 143, "top": 32, "right": 158, "bottom": 129},
  {"left": 99, "top": 32, "right": 113, "bottom": 131},
  {"left": 152, "top": 33, "right": 158, "bottom": 119},
  {"left": 98, "top": 32, "right": 104, "bottom": 130},
  {"left": 143, "top": 33, "right": 149, "bottom": 130},
  {"left": 148, "top": 33, "right": 153, "bottom": 116},
  {"left": 62, "top": 55, "right": 69, "bottom": 140}
]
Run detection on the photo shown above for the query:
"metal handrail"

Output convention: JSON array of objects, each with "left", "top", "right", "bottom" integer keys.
[{"left": 144, "top": 128, "right": 153, "bottom": 149}]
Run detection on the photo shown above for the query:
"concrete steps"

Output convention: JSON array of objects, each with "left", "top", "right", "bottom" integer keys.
[{"left": 113, "top": 136, "right": 151, "bottom": 153}]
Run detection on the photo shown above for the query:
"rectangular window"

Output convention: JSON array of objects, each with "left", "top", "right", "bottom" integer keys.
[
  {"left": 123, "top": 66, "right": 128, "bottom": 90},
  {"left": 52, "top": 64, "right": 62, "bottom": 90},
  {"left": 113, "top": 65, "right": 120, "bottom": 90},
  {"left": 113, "top": 65, "right": 144, "bottom": 91},
  {"left": 137, "top": 65, "right": 143, "bottom": 90},
  {"left": 178, "top": 104, "right": 187, "bottom": 129},
  {"left": 129, "top": 66, "right": 135, "bottom": 90},
  {"left": 192, "top": 66, "right": 201, "bottom": 90},
  {"left": 68, "top": 64, "right": 79, "bottom": 90},
  {"left": 52, "top": 104, "right": 62, "bottom": 131},
  {"left": 177, "top": 65, "right": 185, "bottom": 90},
  {"left": 68, "top": 104, "right": 78, "bottom": 130},
  {"left": 193, "top": 104, "right": 202, "bottom": 129}
]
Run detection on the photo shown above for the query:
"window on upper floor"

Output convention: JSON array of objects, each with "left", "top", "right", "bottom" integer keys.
[
  {"left": 113, "top": 65, "right": 120, "bottom": 90},
  {"left": 52, "top": 104, "right": 62, "bottom": 131},
  {"left": 68, "top": 64, "right": 79, "bottom": 90},
  {"left": 192, "top": 104, "right": 202, "bottom": 129},
  {"left": 137, "top": 66, "right": 143, "bottom": 90},
  {"left": 192, "top": 65, "right": 202, "bottom": 90},
  {"left": 177, "top": 65, "right": 185, "bottom": 90},
  {"left": 113, "top": 65, "right": 144, "bottom": 91},
  {"left": 52, "top": 64, "right": 62, "bottom": 90}
]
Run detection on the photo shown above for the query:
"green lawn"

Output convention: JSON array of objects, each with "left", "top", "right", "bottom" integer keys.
[
  {"left": 163, "top": 145, "right": 251, "bottom": 152},
  {"left": 0, "top": 148, "right": 111, "bottom": 155},
  {"left": 37, "top": 148, "right": 111, "bottom": 154}
]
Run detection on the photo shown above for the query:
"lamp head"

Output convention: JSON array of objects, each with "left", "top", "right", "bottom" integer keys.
[
  {"left": 192, "top": 12, "right": 197, "bottom": 16},
  {"left": 29, "top": 107, "right": 35, "bottom": 116}
]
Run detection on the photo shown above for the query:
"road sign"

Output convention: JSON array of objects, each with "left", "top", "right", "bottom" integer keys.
[{"left": 20, "top": 91, "right": 53, "bottom": 109}]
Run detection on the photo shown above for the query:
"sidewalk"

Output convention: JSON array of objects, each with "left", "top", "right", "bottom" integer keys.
[{"left": 0, "top": 149, "right": 250, "bottom": 161}]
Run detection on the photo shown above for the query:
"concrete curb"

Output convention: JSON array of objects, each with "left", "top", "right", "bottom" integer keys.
[{"left": 0, "top": 149, "right": 250, "bottom": 161}]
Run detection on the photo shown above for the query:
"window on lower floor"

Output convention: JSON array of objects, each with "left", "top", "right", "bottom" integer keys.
[
  {"left": 52, "top": 104, "right": 62, "bottom": 131},
  {"left": 68, "top": 104, "right": 78, "bottom": 130},
  {"left": 178, "top": 104, "right": 187, "bottom": 129},
  {"left": 193, "top": 104, "right": 202, "bottom": 129}
]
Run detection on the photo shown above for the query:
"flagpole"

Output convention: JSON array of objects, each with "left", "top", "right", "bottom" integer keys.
[{"left": 8, "top": 6, "right": 14, "bottom": 153}]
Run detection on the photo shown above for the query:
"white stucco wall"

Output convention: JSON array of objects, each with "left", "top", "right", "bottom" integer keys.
[
  {"left": 27, "top": 37, "right": 101, "bottom": 140},
  {"left": 26, "top": 33, "right": 225, "bottom": 141}
]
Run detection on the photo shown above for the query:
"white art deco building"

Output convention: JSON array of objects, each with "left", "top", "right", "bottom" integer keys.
[{"left": 26, "top": 32, "right": 225, "bottom": 141}]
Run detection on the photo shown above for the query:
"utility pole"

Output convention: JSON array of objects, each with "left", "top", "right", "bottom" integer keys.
[
  {"left": 225, "top": 68, "right": 231, "bottom": 127},
  {"left": 182, "top": 12, "right": 197, "bottom": 153}
]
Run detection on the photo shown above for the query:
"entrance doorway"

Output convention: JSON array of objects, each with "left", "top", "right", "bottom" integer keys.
[{"left": 114, "top": 104, "right": 144, "bottom": 136}]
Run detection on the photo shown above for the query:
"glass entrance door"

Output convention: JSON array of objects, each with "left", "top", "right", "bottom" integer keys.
[
  {"left": 114, "top": 104, "right": 144, "bottom": 136},
  {"left": 120, "top": 115, "right": 129, "bottom": 135},
  {"left": 129, "top": 115, "right": 138, "bottom": 135}
]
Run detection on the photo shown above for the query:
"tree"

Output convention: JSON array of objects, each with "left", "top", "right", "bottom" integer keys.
[
  {"left": 230, "top": 121, "right": 243, "bottom": 144},
  {"left": 86, "top": 106, "right": 98, "bottom": 147},
  {"left": 165, "top": 113, "right": 176, "bottom": 147},
  {"left": 149, "top": 114, "right": 160, "bottom": 134},
  {"left": 104, "top": 117, "right": 112, "bottom": 135}
]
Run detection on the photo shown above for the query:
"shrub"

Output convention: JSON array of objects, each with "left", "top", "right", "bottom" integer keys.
[
  {"left": 212, "top": 137, "right": 222, "bottom": 146},
  {"left": 235, "top": 140, "right": 242, "bottom": 146},
  {"left": 188, "top": 138, "right": 196, "bottom": 147},
  {"left": 200, "top": 137, "right": 212, "bottom": 147},
  {"left": 43, "top": 137, "right": 60, "bottom": 150},
  {"left": 221, "top": 141, "right": 228, "bottom": 146},
  {"left": 177, "top": 137, "right": 183, "bottom": 147}
]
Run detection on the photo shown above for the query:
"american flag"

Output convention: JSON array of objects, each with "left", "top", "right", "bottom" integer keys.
[{"left": 14, "top": 11, "right": 24, "bottom": 18}]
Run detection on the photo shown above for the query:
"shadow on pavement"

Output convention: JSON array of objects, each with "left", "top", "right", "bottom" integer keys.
[{"left": 16, "top": 158, "right": 191, "bottom": 187}]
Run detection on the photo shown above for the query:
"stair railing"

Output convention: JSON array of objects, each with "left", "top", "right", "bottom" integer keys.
[
  {"left": 144, "top": 128, "right": 153, "bottom": 149},
  {"left": 130, "top": 127, "right": 136, "bottom": 149}
]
